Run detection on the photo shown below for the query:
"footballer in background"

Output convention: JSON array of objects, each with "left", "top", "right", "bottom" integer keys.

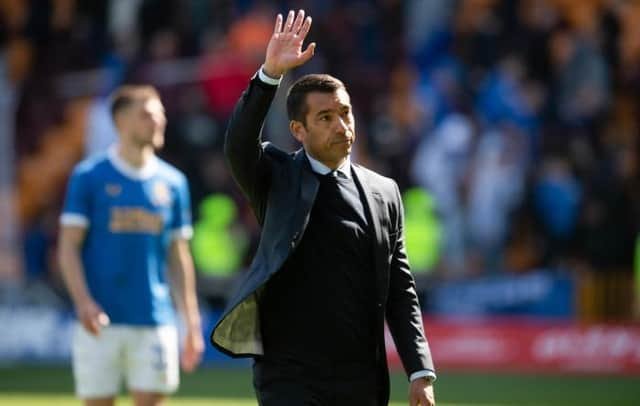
[{"left": 58, "top": 85, "right": 204, "bottom": 406}]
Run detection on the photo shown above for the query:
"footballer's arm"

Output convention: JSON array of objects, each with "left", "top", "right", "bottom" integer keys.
[
  {"left": 58, "top": 225, "right": 110, "bottom": 336},
  {"left": 168, "top": 237, "right": 204, "bottom": 372}
]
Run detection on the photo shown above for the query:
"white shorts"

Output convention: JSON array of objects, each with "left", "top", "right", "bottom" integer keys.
[{"left": 72, "top": 323, "right": 179, "bottom": 399}]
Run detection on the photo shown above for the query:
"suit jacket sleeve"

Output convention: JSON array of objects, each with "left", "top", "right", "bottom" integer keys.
[
  {"left": 385, "top": 182, "right": 435, "bottom": 377},
  {"left": 223, "top": 75, "right": 279, "bottom": 223}
]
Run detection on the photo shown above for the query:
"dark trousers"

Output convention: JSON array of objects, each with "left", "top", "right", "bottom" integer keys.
[{"left": 253, "top": 358, "right": 384, "bottom": 406}]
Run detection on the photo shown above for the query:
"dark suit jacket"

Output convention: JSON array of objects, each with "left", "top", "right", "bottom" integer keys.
[{"left": 210, "top": 75, "right": 435, "bottom": 398}]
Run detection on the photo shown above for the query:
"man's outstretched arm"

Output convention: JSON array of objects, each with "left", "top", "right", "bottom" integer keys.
[{"left": 224, "top": 10, "right": 315, "bottom": 208}]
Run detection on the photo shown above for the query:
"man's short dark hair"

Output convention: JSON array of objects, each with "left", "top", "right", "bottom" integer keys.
[
  {"left": 109, "top": 85, "right": 160, "bottom": 118},
  {"left": 286, "top": 74, "right": 347, "bottom": 124}
]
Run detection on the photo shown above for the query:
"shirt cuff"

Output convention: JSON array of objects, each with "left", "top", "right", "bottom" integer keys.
[
  {"left": 171, "top": 225, "right": 193, "bottom": 240},
  {"left": 60, "top": 213, "right": 89, "bottom": 227},
  {"left": 258, "top": 65, "right": 283, "bottom": 86},
  {"left": 410, "top": 370, "right": 436, "bottom": 383}
]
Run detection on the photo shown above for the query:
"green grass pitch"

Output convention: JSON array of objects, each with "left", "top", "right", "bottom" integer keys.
[{"left": 1, "top": 365, "right": 639, "bottom": 405}]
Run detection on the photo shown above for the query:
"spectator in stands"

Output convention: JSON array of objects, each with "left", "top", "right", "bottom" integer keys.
[
  {"left": 402, "top": 187, "right": 442, "bottom": 278},
  {"left": 466, "top": 123, "right": 528, "bottom": 273},
  {"left": 532, "top": 155, "right": 582, "bottom": 264},
  {"left": 192, "top": 193, "right": 248, "bottom": 277},
  {"left": 411, "top": 112, "right": 474, "bottom": 276},
  {"left": 57, "top": 85, "right": 203, "bottom": 405}
]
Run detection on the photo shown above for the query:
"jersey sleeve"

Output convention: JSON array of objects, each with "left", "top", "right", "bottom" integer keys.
[
  {"left": 60, "top": 166, "right": 92, "bottom": 228},
  {"left": 170, "top": 174, "right": 193, "bottom": 240}
]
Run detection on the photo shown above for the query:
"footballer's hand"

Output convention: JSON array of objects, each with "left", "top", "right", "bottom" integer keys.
[
  {"left": 180, "top": 328, "right": 204, "bottom": 372},
  {"left": 409, "top": 378, "right": 435, "bottom": 406},
  {"left": 263, "top": 9, "right": 315, "bottom": 78},
  {"left": 77, "top": 298, "right": 110, "bottom": 336}
]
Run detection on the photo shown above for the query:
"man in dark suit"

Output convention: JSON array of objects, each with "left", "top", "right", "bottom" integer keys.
[{"left": 210, "top": 9, "right": 436, "bottom": 406}]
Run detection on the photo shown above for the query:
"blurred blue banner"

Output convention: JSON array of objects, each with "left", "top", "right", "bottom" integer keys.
[
  {"left": 426, "top": 270, "right": 575, "bottom": 318},
  {"left": 0, "top": 306, "right": 248, "bottom": 365}
]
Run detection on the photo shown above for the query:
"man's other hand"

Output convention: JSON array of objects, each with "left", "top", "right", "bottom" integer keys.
[
  {"left": 77, "top": 299, "right": 110, "bottom": 336},
  {"left": 409, "top": 377, "right": 435, "bottom": 406},
  {"left": 180, "top": 328, "right": 205, "bottom": 372}
]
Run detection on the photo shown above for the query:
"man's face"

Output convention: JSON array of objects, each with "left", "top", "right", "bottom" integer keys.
[
  {"left": 123, "top": 97, "right": 167, "bottom": 149},
  {"left": 291, "top": 89, "right": 355, "bottom": 169}
]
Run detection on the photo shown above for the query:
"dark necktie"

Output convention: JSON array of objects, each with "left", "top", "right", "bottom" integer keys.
[{"left": 322, "top": 170, "right": 342, "bottom": 184}]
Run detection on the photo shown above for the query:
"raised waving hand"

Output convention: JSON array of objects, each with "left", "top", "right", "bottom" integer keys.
[{"left": 263, "top": 10, "right": 315, "bottom": 78}]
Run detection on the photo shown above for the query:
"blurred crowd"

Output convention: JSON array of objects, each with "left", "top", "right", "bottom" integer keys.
[{"left": 0, "top": 0, "right": 638, "bottom": 318}]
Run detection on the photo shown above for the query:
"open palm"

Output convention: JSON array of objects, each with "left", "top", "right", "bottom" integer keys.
[{"left": 263, "top": 10, "right": 315, "bottom": 78}]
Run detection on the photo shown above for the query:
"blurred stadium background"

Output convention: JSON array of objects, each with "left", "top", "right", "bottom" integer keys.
[{"left": 1, "top": 0, "right": 640, "bottom": 405}]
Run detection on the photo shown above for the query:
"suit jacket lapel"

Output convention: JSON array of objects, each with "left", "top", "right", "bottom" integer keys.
[
  {"left": 352, "top": 165, "right": 388, "bottom": 302},
  {"left": 295, "top": 150, "right": 319, "bottom": 237}
]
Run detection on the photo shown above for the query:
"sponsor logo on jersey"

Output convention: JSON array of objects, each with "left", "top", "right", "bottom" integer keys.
[{"left": 109, "top": 207, "right": 164, "bottom": 234}]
